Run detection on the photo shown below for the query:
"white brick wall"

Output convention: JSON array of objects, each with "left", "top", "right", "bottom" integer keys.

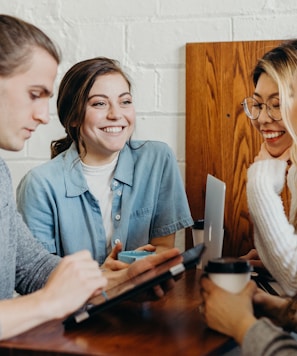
[
  {"left": 2, "top": 0, "right": 297, "bottom": 249},
  {"left": 3, "top": 0, "right": 297, "bottom": 189}
]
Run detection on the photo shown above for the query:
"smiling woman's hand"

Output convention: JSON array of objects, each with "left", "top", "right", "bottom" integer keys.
[
  {"left": 103, "top": 248, "right": 181, "bottom": 301},
  {"left": 240, "top": 248, "right": 265, "bottom": 270}
]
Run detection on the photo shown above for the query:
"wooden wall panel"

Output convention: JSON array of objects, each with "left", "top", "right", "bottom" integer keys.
[{"left": 185, "top": 40, "right": 289, "bottom": 256}]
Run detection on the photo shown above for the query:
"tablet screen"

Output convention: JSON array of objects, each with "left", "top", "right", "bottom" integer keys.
[{"left": 63, "top": 243, "right": 205, "bottom": 328}]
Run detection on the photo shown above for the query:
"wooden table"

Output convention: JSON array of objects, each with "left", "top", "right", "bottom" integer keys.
[{"left": 0, "top": 268, "right": 237, "bottom": 356}]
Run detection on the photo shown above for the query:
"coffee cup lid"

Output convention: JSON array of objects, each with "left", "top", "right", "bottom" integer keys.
[
  {"left": 192, "top": 219, "right": 204, "bottom": 229},
  {"left": 204, "top": 257, "right": 252, "bottom": 273}
]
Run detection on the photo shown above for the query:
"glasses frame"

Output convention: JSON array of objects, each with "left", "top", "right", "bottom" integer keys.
[{"left": 241, "top": 96, "right": 282, "bottom": 122}]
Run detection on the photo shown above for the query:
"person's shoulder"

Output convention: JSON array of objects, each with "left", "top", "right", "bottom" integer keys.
[
  {"left": 147, "top": 140, "right": 170, "bottom": 150},
  {"left": 128, "top": 140, "right": 171, "bottom": 154},
  {"left": 0, "top": 157, "right": 12, "bottom": 184},
  {"left": 23, "top": 153, "right": 66, "bottom": 180},
  {"left": 0, "top": 156, "right": 9, "bottom": 172}
]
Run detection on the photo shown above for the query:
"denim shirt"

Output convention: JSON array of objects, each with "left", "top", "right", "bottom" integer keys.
[{"left": 17, "top": 141, "right": 193, "bottom": 265}]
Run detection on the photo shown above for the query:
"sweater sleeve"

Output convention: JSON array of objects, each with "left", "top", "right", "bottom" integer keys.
[
  {"left": 0, "top": 158, "right": 60, "bottom": 296},
  {"left": 247, "top": 160, "right": 297, "bottom": 296},
  {"left": 242, "top": 318, "right": 297, "bottom": 355},
  {"left": 15, "top": 212, "right": 61, "bottom": 295}
]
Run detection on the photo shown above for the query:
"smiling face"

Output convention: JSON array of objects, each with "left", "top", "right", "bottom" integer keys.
[
  {"left": 79, "top": 73, "right": 135, "bottom": 165},
  {"left": 0, "top": 47, "right": 57, "bottom": 151},
  {"left": 251, "top": 73, "right": 292, "bottom": 157}
]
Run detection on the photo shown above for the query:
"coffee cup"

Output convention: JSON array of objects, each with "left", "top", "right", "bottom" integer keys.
[
  {"left": 204, "top": 257, "right": 252, "bottom": 293},
  {"left": 192, "top": 219, "right": 204, "bottom": 246}
]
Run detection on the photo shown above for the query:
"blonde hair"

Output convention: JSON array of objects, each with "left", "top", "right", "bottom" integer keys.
[
  {"left": 260, "top": 42, "right": 297, "bottom": 229},
  {"left": 251, "top": 40, "right": 297, "bottom": 152},
  {"left": 268, "top": 52, "right": 297, "bottom": 165}
]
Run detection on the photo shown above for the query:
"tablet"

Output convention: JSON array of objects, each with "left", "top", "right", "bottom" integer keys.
[{"left": 63, "top": 243, "right": 205, "bottom": 329}]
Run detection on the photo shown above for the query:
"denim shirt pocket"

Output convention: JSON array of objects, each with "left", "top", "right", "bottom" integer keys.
[{"left": 126, "top": 206, "right": 153, "bottom": 249}]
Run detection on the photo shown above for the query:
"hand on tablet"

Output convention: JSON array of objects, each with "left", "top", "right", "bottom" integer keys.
[
  {"left": 42, "top": 250, "right": 107, "bottom": 319},
  {"left": 137, "top": 279, "right": 176, "bottom": 301},
  {"left": 102, "top": 242, "right": 157, "bottom": 271},
  {"left": 64, "top": 246, "right": 203, "bottom": 328},
  {"left": 104, "top": 247, "right": 181, "bottom": 299},
  {"left": 118, "top": 247, "right": 181, "bottom": 302},
  {"left": 126, "top": 247, "right": 181, "bottom": 279}
]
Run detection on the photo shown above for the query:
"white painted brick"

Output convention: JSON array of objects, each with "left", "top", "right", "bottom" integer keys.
[
  {"left": 56, "top": 22, "right": 125, "bottom": 65},
  {"left": 0, "top": 0, "right": 296, "bottom": 192},
  {"left": 0, "top": 148, "right": 27, "bottom": 160},
  {"left": 159, "top": 68, "right": 185, "bottom": 113},
  {"left": 160, "top": 0, "right": 278, "bottom": 16},
  {"left": 6, "top": 160, "right": 46, "bottom": 195},
  {"left": 60, "top": 0, "right": 156, "bottom": 19},
  {"left": 128, "top": 19, "right": 231, "bottom": 65},
  {"left": 27, "top": 119, "right": 65, "bottom": 159},
  {"left": 276, "top": 1, "right": 297, "bottom": 11},
  {"left": 132, "top": 115, "right": 185, "bottom": 161},
  {"left": 130, "top": 69, "right": 156, "bottom": 112},
  {"left": 0, "top": 0, "right": 61, "bottom": 23},
  {"left": 233, "top": 15, "right": 297, "bottom": 41}
]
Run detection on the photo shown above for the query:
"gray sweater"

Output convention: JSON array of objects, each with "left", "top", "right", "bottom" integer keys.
[
  {"left": 0, "top": 158, "right": 60, "bottom": 298},
  {"left": 242, "top": 318, "right": 297, "bottom": 355}
]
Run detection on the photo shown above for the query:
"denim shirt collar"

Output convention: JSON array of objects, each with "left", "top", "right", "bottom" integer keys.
[
  {"left": 113, "top": 144, "right": 134, "bottom": 187},
  {"left": 63, "top": 142, "right": 134, "bottom": 197}
]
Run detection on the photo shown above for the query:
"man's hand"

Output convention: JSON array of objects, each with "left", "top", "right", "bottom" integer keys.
[{"left": 42, "top": 250, "right": 107, "bottom": 319}]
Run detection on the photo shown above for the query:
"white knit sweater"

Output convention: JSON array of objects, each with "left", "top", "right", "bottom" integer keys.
[{"left": 247, "top": 159, "right": 297, "bottom": 296}]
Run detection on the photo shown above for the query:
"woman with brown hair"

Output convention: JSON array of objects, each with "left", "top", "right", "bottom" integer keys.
[{"left": 17, "top": 56, "right": 193, "bottom": 270}]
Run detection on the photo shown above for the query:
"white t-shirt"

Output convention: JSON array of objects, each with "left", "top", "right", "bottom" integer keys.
[{"left": 81, "top": 155, "right": 118, "bottom": 253}]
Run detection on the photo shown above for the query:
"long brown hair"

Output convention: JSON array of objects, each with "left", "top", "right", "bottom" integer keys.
[{"left": 51, "top": 57, "right": 131, "bottom": 159}]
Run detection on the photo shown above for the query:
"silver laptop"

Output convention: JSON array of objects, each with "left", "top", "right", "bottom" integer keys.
[
  {"left": 199, "top": 175, "right": 285, "bottom": 296},
  {"left": 201, "top": 174, "right": 226, "bottom": 268}
]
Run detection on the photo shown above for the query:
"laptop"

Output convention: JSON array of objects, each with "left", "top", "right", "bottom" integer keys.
[
  {"left": 201, "top": 174, "right": 226, "bottom": 269},
  {"left": 199, "top": 175, "right": 284, "bottom": 296},
  {"left": 251, "top": 271, "right": 284, "bottom": 296}
]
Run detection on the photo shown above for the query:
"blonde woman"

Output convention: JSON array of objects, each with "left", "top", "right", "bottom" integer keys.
[{"left": 200, "top": 41, "right": 297, "bottom": 355}]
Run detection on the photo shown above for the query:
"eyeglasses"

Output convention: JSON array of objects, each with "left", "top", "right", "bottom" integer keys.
[{"left": 241, "top": 97, "right": 282, "bottom": 121}]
